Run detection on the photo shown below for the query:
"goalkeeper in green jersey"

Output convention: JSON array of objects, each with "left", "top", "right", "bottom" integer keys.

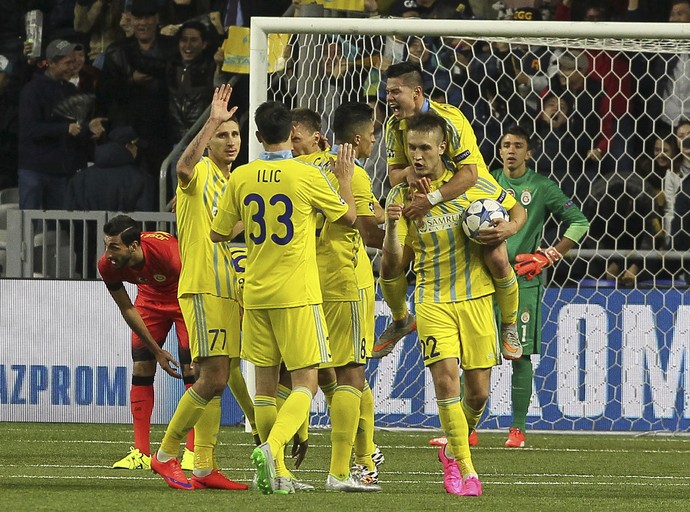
[{"left": 492, "top": 125, "right": 590, "bottom": 448}]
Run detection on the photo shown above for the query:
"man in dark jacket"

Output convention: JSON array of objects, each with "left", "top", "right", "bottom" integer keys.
[
  {"left": 98, "top": 0, "right": 177, "bottom": 187},
  {"left": 167, "top": 20, "right": 216, "bottom": 144},
  {"left": 18, "top": 38, "right": 106, "bottom": 210},
  {"left": 66, "top": 125, "right": 153, "bottom": 212}
]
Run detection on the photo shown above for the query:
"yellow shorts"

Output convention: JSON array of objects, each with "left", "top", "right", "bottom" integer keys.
[
  {"left": 359, "top": 286, "right": 375, "bottom": 357},
  {"left": 416, "top": 295, "right": 500, "bottom": 370},
  {"left": 179, "top": 293, "right": 241, "bottom": 361},
  {"left": 320, "top": 300, "right": 365, "bottom": 368},
  {"left": 242, "top": 305, "right": 332, "bottom": 371}
]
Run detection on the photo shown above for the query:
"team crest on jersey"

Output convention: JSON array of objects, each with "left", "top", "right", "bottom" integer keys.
[
  {"left": 154, "top": 274, "right": 166, "bottom": 282},
  {"left": 507, "top": 189, "right": 516, "bottom": 197},
  {"left": 521, "top": 311, "right": 530, "bottom": 323},
  {"left": 520, "top": 190, "right": 532, "bottom": 205}
]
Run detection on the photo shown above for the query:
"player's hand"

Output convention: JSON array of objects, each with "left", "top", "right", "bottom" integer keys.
[
  {"left": 410, "top": 176, "right": 431, "bottom": 194},
  {"left": 386, "top": 203, "right": 403, "bottom": 225},
  {"left": 514, "top": 247, "right": 562, "bottom": 280},
  {"left": 291, "top": 435, "right": 309, "bottom": 469},
  {"left": 209, "top": 84, "right": 238, "bottom": 124},
  {"left": 402, "top": 192, "right": 432, "bottom": 220},
  {"left": 331, "top": 143, "right": 354, "bottom": 181},
  {"left": 156, "top": 349, "right": 182, "bottom": 379},
  {"left": 317, "top": 133, "right": 330, "bottom": 151},
  {"left": 475, "top": 217, "right": 516, "bottom": 245}
]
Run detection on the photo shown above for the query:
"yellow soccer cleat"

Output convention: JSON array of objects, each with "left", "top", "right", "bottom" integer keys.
[
  {"left": 181, "top": 448, "right": 195, "bottom": 471},
  {"left": 112, "top": 447, "right": 151, "bottom": 470}
]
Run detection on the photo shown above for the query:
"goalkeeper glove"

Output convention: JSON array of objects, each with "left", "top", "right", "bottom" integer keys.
[{"left": 514, "top": 247, "right": 562, "bottom": 280}]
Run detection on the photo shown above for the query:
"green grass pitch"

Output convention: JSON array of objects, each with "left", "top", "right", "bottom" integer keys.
[{"left": 2, "top": 423, "right": 688, "bottom": 511}]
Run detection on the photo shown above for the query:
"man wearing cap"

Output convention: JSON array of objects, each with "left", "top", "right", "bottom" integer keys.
[
  {"left": 66, "top": 126, "right": 153, "bottom": 212},
  {"left": 17, "top": 39, "right": 106, "bottom": 210},
  {"left": 98, "top": 0, "right": 177, "bottom": 202}
]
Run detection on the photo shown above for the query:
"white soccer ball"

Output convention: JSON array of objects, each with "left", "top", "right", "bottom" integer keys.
[{"left": 461, "top": 198, "right": 509, "bottom": 244}]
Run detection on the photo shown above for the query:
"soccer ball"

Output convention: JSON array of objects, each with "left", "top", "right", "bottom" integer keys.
[{"left": 461, "top": 198, "right": 509, "bottom": 243}]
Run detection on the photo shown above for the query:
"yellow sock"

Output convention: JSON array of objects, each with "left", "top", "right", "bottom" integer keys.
[
  {"left": 276, "top": 383, "right": 291, "bottom": 410},
  {"left": 493, "top": 272, "right": 518, "bottom": 326},
  {"left": 379, "top": 273, "right": 409, "bottom": 322},
  {"left": 437, "top": 396, "right": 470, "bottom": 463},
  {"left": 329, "top": 385, "right": 362, "bottom": 480},
  {"left": 159, "top": 387, "right": 208, "bottom": 457},
  {"left": 254, "top": 395, "right": 277, "bottom": 445},
  {"left": 354, "top": 381, "right": 376, "bottom": 470},
  {"left": 461, "top": 397, "right": 486, "bottom": 433},
  {"left": 267, "top": 387, "right": 313, "bottom": 459},
  {"left": 192, "top": 395, "right": 221, "bottom": 473},
  {"left": 227, "top": 359, "right": 257, "bottom": 432},
  {"left": 320, "top": 379, "right": 337, "bottom": 409}
]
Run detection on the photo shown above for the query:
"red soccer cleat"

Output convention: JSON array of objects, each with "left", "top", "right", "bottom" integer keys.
[
  {"left": 505, "top": 427, "right": 526, "bottom": 448},
  {"left": 191, "top": 469, "right": 249, "bottom": 490},
  {"left": 151, "top": 453, "right": 192, "bottom": 490}
]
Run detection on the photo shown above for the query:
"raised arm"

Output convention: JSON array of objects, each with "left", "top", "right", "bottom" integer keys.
[{"left": 177, "top": 84, "right": 238, "bottom": 186}]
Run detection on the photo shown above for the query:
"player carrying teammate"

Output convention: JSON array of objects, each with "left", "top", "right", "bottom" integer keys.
[
  {"left": 375, "top": 61, "right": 526, "bottom": 362},
  {"left": 382, "top": 112, "right": 515, "bottom": 496}
]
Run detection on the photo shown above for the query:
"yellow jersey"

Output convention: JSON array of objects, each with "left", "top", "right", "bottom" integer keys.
[
  {"left": 298, "top": 147, "right": 377, "bottom": 301},
  {"left": 386, "top": 167, "right": 515, "bottom": 304},
  {"left": 212, "top": 150, "right": 349, "bottom": 309},
  {"left": 176, "top": 157, "right": 236, "bottom": 299},
  {"left": 385, "top": 98, "right": 492, "bottom": 180}
]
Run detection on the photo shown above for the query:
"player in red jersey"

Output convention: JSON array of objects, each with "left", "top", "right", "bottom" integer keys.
[{"left": 98, "top": 214, "right": 195, "bottom": 470}]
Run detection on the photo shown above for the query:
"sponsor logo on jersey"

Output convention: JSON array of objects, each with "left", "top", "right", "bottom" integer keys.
[
  {"left": 521, "top": 190, "right": 532, "bottom": 205},
  {"left": 497, "top": 190, "right": 507, "bottom": 203},
  {"left": 416, "top": 212, "right": 461, "bottom": 233}
]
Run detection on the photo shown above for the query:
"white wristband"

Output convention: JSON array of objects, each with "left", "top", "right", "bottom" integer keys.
[{"left": 427, "top": 189, "right": 443, "bottom": 206}]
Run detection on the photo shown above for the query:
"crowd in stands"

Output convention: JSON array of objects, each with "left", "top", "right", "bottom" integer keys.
[{"left": 0, "top": 0, "right": 689, "bottom": 284}]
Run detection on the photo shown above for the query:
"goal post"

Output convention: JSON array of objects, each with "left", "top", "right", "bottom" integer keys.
[{"left": 248, "top": 16, "right": 690, "bottom": 433}]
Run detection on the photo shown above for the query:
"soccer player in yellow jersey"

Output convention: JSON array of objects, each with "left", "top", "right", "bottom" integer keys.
[
  {"left": 210, "top": 101, "right": 358, "bottom": 495},
  {"left": 291, "top": 107, "right": 325, "bottom": 157},
  {"left": 376, "top": 61, "right": 526, "bottom": 365},
  {"left": 297, "top": 102, "right": 384, "bottom": 491},
  {"left": 382, "top": 112, "right": 513, "bottom": 496},
  {"left": 150, "top": 85, "right": 253, "bottom": 491}
]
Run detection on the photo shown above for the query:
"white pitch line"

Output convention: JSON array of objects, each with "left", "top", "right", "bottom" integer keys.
[{"left": 3, "top": 475, "right": 689, "bottom": 488}]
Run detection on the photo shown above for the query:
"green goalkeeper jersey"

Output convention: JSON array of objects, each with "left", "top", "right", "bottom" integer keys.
[{"left": 491, "top": 166, "right": 590, "bottom": 287}]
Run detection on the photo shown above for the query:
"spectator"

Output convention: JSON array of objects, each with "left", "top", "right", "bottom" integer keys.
[
  {"left": 668, "top": 120, "right": 690, "bottom": 255},
  {"left": 388, "top": 0, "right": 474, "bottom": 19},
  {"left": 650, "top": 1, "right": 690, "bottom": 132},
  {"left": 73, "top": 0, "right": 128, "bottom": 69},
  {"left": 18, "top": 39, "right": 106, "bottom": 210},
  {"left": 167, "top": 20, "right": 217, "bottom": 144},
  {"left": 66, "top": 125, "right": 153, "bottom": 212},
  {"left": 531, "top": 91, "right": 577, "bottom": 197},
  {"left": 664, "top": 120, "right": 690, "bottom": 240},
  {"left": 363, "top": 95, "right": 390, "bottom": 203},
  {"left": 0, "top": 54, "right": 20, "bottom": 189},
  {"left": 98, "top": 0, "right": 177, "bottom": 202},
  {"left": 541, "top": 50, "right": 607, "bottom": 204},
  {"left": 159, "top": 0, "right": 225, "bottom": 37},
  {"left": 405, "top": 35, "right": 461, "bottom": 106}
]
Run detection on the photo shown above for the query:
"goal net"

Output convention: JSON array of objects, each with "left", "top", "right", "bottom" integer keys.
[{"left": 249, "top": 16, "right": 690, "bottom": 433}]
